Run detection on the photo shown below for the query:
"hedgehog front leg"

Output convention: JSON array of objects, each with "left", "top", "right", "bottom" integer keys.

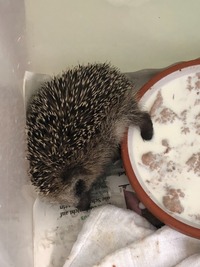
[
  {"left": 129, "top": 106, "right": 154, "bottom": 141},
  {"left": 139, "top": 111, "right": 154, "bottom": 140}
]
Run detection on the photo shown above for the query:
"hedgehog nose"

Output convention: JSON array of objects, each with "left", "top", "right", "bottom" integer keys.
[{"left": 76, "top": 191, "right": 91, "bottom": 211}]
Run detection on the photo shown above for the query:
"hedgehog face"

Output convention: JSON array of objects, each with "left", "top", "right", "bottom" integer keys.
[
  {"left": 59, "top": 178, "right": 92, "bottom": 211},
  {"left": 30, "top": 162, "right": 94, "bottom": 210},
  {"left": 54, "top": 165, "right": 95, "bottom": 210},
  {"left": 43, "top": 176, "right": 93, "bottom": 211}
]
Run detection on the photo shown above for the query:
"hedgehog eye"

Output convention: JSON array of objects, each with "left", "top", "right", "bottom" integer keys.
[{"left": 75, "top": 179, "right": 86, "bottom": 196}]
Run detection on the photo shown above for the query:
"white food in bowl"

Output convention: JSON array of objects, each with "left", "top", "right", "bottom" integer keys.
[{"left": 128, "top": 67, "right": 200, "bottom": 228}]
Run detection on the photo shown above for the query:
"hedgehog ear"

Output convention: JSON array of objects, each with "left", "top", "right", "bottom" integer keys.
[{"left": 61, "top": 165, "right": 92, "bottom": 183}]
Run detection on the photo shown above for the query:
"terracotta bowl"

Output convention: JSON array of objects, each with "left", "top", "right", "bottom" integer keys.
[{"left": 121, "top": 59, "right": 200, "bottom": 238}]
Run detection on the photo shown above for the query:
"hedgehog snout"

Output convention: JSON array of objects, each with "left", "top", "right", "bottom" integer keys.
[
  {"left": 73, "top": 178, "right": 93, "bottom": 211},
  {"left": 56, "top": 179, "right": 92, "bottom": 210},
  {"left": 76, "top": 190, "right": 92, "bottom": 211}
]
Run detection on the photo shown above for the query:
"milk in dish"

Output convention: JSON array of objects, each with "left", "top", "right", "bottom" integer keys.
[{"left": 128, "top": 68, "right": 200, "bottom": 228}]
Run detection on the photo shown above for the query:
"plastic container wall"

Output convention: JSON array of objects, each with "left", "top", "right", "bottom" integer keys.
[
  {"left": 0, "top": 1, "right": 34, "bottom": 267},
  {"left": 25, "top": 0, "right": 200, "bottom": 75},
  {"left": 1, "top": 1, "right": 200, "bottom": 267}
]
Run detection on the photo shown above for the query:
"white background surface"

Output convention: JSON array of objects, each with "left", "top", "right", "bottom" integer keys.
[
  {"left": 25, "top": 0, "right": 200, "bottom": 74},
  {"left": 0, "top": 1, "right": 200, "bottom": 267}
]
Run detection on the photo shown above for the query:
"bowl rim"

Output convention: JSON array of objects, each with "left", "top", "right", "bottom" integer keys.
[{"left": 121, "top": 58, "right": 200, "bottom": 238}]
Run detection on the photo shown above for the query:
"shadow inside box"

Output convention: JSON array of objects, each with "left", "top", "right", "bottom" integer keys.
[{"left": 124, "top": 190, "right": 165, "bottom": 229}]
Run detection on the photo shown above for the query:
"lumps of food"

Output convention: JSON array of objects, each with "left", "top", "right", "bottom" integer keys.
[
  {"left": 162, "top": 139, "right": 171, "bottom": 153},
  {"left": 162, "top": 188, "right": 185, "bottom": 214},
  {"left": 150, "top": 91, "right": 178, "bottom": 124},
  {"left": 150, "top": 91, "right": 163, "bottom": 116},
  {"left": 130, "top": 67, "right": 200, "bottom": 226},
  {"left": 155, "top": 108, "right": 177, "bottom": 124},
  {"left": 186, "top": 153, "right": 200, "bottom": 175},
  {"left": 162, "top": 192, "right": 184, "bottom": 214},
  {"left": 141, "top": 152, "right": 161, "bottom": 170}
]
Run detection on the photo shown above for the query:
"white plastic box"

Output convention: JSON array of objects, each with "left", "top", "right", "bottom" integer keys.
[{"left": 1, "top": 1, "right": 200, "bottom": 267}]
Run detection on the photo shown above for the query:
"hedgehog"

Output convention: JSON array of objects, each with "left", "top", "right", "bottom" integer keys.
[{"left": 26, "top": 63, "right": 153, "bottom": 210}]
